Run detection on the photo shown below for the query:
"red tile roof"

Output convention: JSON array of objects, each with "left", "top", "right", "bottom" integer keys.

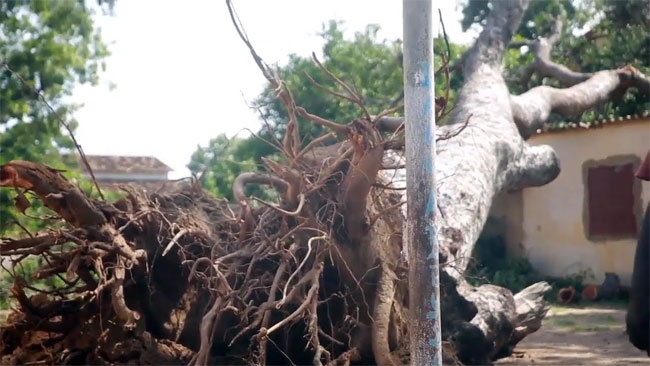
[
  {"left": 81, "top": 155, "right": 173, "bottom": 174},
  {"left": 534, "top": 112, "right": 649, "bottom": 135}
]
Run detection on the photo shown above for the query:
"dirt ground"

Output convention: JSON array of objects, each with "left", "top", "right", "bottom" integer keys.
[
  {"left": 497, "top": 304, "right": 648, "bottom": 365},
  {"left": 1, "top": 304, "right": 647, "bottom": 365}
]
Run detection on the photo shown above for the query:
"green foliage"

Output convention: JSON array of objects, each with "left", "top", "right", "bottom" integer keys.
[
  {"left": 254, "top": 21, "right": 404, "bottom": 140},
  {"left": 190, "top": 21, "right": 466, "bottom": 199},
  {"left": 0, "top": 270, "right": 11, "bottom": 310},
  {"left": 187, "top": 134, "right": 262, "bottom": 200},
  {"left": 466, "top": 234, "right": 543, "bottom": 293},
  {"left": 190, "top": 21, "right": 406, "bottom": 199},
  {"left": 0, "top": 255, "right": 71, "bottom": 311},
  {"left": 462, "top": 0, "right": 650, "bottom": 120},
  {"left": 0, "top": 0, "right": 109, "bottom": 234},
  {"left": 461, "top": 0, "right": 587, "bottom": 35},
  {"left": 466, "top": 233, "right": 619, "bottom": 304}
]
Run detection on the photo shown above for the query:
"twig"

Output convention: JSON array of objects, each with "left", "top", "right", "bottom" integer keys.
[
  {"left": 303, "top": 71, "right": 359, "bottom": 105},
  {"left": 295, "top": 132, "right": 337, "bottom": 161},
  {"left": 1, "top": 62, "right": 104, "bottom": 200},
  {"left": 372, "top": 103, "right": 404, "bottom": 125},
  {"left": 380, "top": 164, "right": 405, "bottom": 170},
  {"left": 11, "top": 219, "right": 34, "bottom": 238},
  {"left": 225, "top": 0, "right": 302, "bottom": 159},
  {"left": 251, "top": 193, "right": 305, "bottom": 217},
  {"left": 437, "top": 9, "right": 452, "bottom": 119},
  {"left": 368, "top": 200, "right": 405, "bottom": 228},
  {"left": 225, "top": 0, "right": 272, "bottom": 82},
  {"left": 240, "top": 91, "right": 285, "bottom": 153},
  {"left": 279, "top": 234, "right": 327, "bottom": 306},
  {"left": 310, "top": 53, "right": 372, "bottom": 121},
  {"left": 296, "top": 107, "right": 348, "bottom": 134},
  {"left": 372, "top": 183, "right": 406, "bottom": 190},
  {"left": 436, "top": 114, "right": 473, "bottom": 141},
  {"left": 267, "top": 267, "right": 320, "bottom": 336},
  {"left": 162, "top": 228, "right": 188, "bottom": 257},
  {"left": 438, "top": 9, "right": 451, "bottom": 69}
]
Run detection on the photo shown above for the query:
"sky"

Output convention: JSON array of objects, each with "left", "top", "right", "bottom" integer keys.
[{"left": 72, "top": 1, "right": 477, "bottom": 179}]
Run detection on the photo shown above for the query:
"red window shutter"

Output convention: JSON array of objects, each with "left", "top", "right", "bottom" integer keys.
[{"left": 587, "top": 163, "right": 637, "bottom": 238}]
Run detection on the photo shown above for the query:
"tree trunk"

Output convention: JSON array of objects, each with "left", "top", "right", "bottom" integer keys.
[{"left": 383, "top": 0, "right": 648, "bottom": 362}]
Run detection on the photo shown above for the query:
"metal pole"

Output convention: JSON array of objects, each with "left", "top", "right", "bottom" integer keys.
[{"left": 402, "top": 0, "right": 441, "bottom": 365}]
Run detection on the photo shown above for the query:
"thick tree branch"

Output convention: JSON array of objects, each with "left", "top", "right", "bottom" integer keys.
[
  {"left": 512, "top": 19, "right": 592, "bottom": 87},
  {"left": 511, "top": 66, "right": 650, "bottom": 138},
  {"left": 510, "top": 282, "right": 552, "bottom": 345},
  {"left": 504, "top": 144, "right": 560, "bottom": 190},
  {"left": 337, "top": 119, "right": 384, "bottom": 244},
  {"left": 464, "top": 0, "right": 528, "bottom": 70}
]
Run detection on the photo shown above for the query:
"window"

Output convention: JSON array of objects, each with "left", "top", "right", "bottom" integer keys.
[{"left": 586, "top": 162, "right": 637, "bottom": 239}]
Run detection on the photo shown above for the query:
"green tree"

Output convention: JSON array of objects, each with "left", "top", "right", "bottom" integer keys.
[
  {"left": 0, "top": 0, "right": 110, "bottom": 233},
  {"left": 254, "top": 21, "right": 404, "bottom": 139},
  {"left": 190, "top": 21, "right": 466, "bottom": 199},
  {"left": 464, "top": 0, "right": 650, "bottom": 120},
  {"left": 188, "top": 134, "right": 258, "bottom": 200}
]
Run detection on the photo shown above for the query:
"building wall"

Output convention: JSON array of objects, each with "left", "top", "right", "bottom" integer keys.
[{"left": 517, "top": 120, "right": 650, "bottom": 286}]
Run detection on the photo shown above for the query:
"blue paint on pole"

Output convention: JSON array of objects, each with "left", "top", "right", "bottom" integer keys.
[{"left": 404, "top": 0, "right": 441, "bottom": 365}]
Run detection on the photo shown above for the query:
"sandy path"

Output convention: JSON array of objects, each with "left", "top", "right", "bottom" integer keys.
[{"left": 497, "top": 306, "right": 648, "bottom": 365}]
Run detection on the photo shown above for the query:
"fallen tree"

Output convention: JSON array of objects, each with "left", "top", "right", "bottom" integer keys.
[{"left": 1, "top": 0, "right": 648, "bottom": 365}]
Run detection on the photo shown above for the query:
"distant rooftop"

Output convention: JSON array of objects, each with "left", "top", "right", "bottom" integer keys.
[
  {"left": 534, "top": 111, "right": 650, "bottom": 135},
  {"left": 82, "top": 155, "right": 173, "bottom": 175}
]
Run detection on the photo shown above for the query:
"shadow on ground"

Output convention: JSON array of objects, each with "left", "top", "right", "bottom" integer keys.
[{"left": 497, "top": 304, "right": 648, "bottom": 365}]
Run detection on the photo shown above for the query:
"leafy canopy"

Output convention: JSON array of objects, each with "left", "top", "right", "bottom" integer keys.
[
  {"left": 189, "top": 21, "right": 464, "bottom": 199},
  {"left": 0, "top": 0, "right": 110, "bottom": 234},
  {"left": 192, "top": 1, "right": 649, "bottom": 199},
  {"left": 464, "top": 0, "right": 650, "bottom": 120}
]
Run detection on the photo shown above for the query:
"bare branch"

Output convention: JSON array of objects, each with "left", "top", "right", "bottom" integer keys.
[
  {"left": 513, "top": 19, "right": 591, "bottom": 87},
  {"left": 295, "top": 132, "right": 337, "bottom": 161},
  {"left": 225, "top": 0, "right": 273, "bottom": 83},
  {"left": 436, "top": 114, "right": 472, "bottom": 142},
  {"left": 232, "top": 172, "right": 288, "bottom": 203},
  {"left": 311, "top": 53, "right": 372, "bottom": 120},
  {"left": 303, "top": 71, "right": 359, "bottom": 105},
  {"left": 226, "top": 0, "right": 301, "bottom": 157},
  {"left": 372, "top": 103, "right": 404, "bottom": 125},
  {"left": 511, "top": 66, "right": 650, "bottom": 139},
  {"left": 1, "top": 62, "right": 105, "bottom": 201},
  {"left": 295, "top": 107, "right": 348, "bottom": 134},
  {"left": 251, "top": 193, "right": 305, "bottom": 216}
]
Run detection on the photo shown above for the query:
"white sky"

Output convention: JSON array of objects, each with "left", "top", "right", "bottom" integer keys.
[{"left": 72, "top": 1, "right": 476, "bottom": 178}]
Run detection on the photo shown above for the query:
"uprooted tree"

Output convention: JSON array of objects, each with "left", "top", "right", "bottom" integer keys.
[{"left": 1, "top": 0, "right": 648, "bottom": 365}]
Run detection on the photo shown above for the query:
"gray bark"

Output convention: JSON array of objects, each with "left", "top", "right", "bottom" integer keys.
[
  {"left": 509, "top": 19, "right": 650, "bottom": 139},
  {"left": 382, "top": 0, "right": 648, "bottom": 362},
  {"left": 383, "top": 1, "right": 558, "bottom": 362},
  {"left": 511, "top": 66, "right": 650, "bottom": 139}
]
